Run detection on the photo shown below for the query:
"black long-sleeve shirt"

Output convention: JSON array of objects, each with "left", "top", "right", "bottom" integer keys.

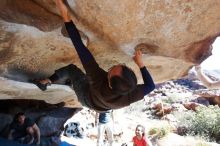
[{"left": 65, "top": 21, "right": 155, "bottom": 112}]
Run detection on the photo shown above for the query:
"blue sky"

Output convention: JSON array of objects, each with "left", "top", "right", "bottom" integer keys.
[{"left": 202, "top": 37, "right": 220, "bottom": 70}]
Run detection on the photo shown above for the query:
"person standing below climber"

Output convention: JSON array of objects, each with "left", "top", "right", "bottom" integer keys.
[
  {"left": 195, "top": 65, "right": 220, "bottom": 89},
  {"left": 34, "top": 0, "right": 155, "bottom": 112},
  {"left": 95, "top": 111, "right": 114, "bottom": 146},
  {"left": 7, "top": 112, "right": 41, "bottom": 145}
]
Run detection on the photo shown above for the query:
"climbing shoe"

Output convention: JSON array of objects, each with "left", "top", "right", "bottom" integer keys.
[{"left": 32, "top": 79, "right": 51, "bottom": 91}]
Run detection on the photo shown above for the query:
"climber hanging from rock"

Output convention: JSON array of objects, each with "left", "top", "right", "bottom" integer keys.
[{"left": 33, "top": 0, "right": 155, "bottom": 112}]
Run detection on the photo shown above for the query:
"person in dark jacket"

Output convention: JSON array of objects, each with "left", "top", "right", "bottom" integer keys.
[{"left": 34, "top": 0, "right": 155, "bottom": 112}]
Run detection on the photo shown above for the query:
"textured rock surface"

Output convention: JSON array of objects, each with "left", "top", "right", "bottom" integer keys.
[
  {"left": 0, "top": 0, "right": 220, "bottom": 105},
  {"left": 0, "top": 77, "right": 83, "bottom": 107}
]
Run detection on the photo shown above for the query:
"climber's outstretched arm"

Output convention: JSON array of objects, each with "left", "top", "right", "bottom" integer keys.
[
  {"left": 55, "top": 0, "right": 71, "bottom": 22},
  {"left": 55, "top": 0, "right": 96, "bottom": 66}
]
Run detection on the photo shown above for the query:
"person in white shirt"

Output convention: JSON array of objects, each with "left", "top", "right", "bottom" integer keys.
[{"left": 195, "top": 65, "right": 220, "bottom": 89}]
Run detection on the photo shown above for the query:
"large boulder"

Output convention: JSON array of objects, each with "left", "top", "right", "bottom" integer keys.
[{"left": 0, "top": 0, "right": 220, "bottom": 106}]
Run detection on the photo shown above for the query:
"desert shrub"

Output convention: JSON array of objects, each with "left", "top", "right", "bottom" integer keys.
[
  {"left": 176, "top": 105, "right": 220, "bottom": 142},
  {"left": 162, "top": 92, "right": 191, "bottom": 104},
  {"left": 148, "top": 125, "right": 172, "bottom": 139},
  {"left": 196, "top": 141, "right": 211, "bottom": 146}
]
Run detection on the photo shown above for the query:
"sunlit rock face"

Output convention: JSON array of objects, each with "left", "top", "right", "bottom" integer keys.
[{"left": 0, "top": 0, "right": 220, "bottom": 105}]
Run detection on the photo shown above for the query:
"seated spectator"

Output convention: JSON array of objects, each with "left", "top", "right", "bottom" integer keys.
[
  {"left": 7, "top": 112, "right": 40, "bottom": 145},
  {"left": 195, "top": 65, "right": 220, "bottom": 89},
  {"left": 132, "top": 124, "right": 152, "bottom": 146}
]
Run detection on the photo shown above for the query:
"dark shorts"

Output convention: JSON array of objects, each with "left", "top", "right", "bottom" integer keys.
[
  {"left": 54, "top": 64, "right": 91, "bottom": 108},
  {"left": 12, "top": 131, "right": 27, "bottom": 140}
]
